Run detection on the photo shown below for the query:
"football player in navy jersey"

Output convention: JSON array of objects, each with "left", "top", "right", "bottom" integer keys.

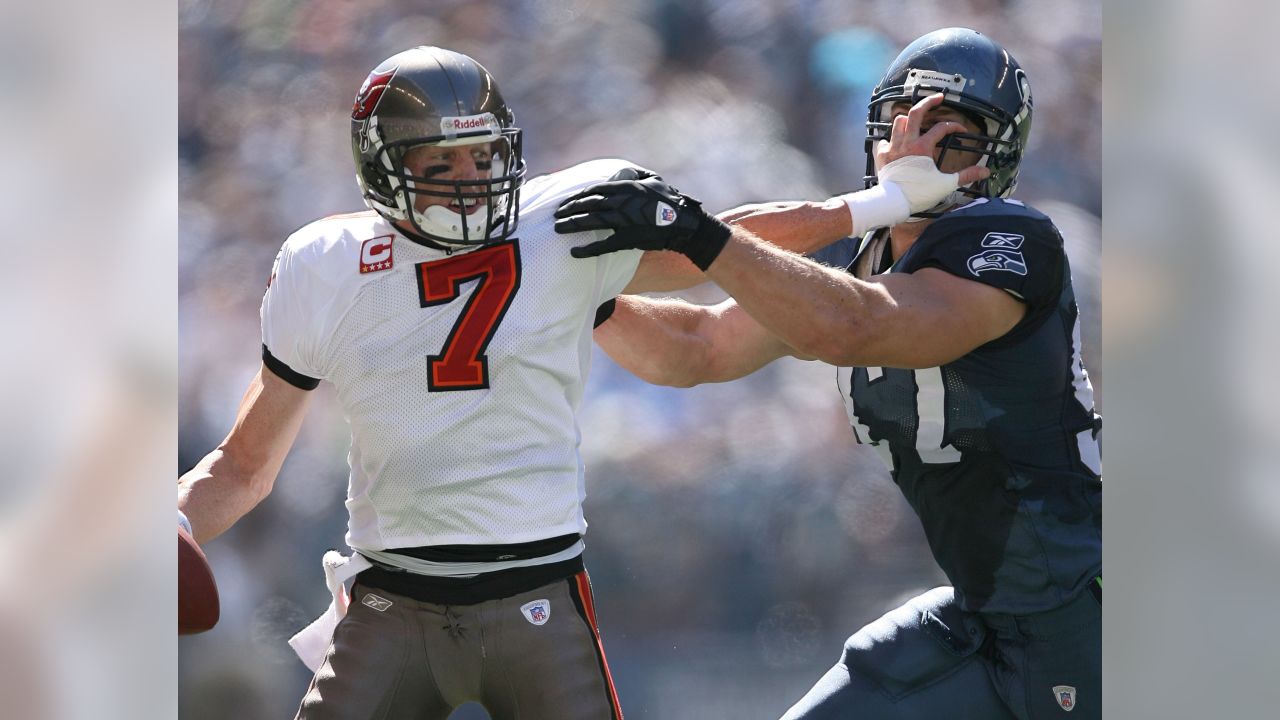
[{"left": 557, "top": 28, "right": 1101, "bottom": 719}]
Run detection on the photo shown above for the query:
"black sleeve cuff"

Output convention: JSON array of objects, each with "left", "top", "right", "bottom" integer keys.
[
  {"left": 683, "top": 216, "right": 732, "bottom": 271},
  {"left": 593, "top": 298, "right": 617, "bottom": 328},
  {"left": 262, "top": 344, "right": 320, "bottom": 390}
]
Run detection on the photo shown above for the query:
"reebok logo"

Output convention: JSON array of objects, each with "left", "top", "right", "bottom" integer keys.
[
  {"left": 362, "top": 593, "right": 393, "bottom": 612},
  {"left": 981, "top": 232, "right": 1024, "bottom": 249}
]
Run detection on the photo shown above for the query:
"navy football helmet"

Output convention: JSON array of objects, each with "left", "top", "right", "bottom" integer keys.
[
  {"left": 865, "top": 28, "right": 1033, "bottom": 212},
  {"left": 351, "top": 47, "right": 526, "bottom": 249}
]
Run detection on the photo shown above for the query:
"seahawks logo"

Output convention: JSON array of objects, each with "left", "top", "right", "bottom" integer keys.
[{"left": 967, "top": 249, "right": 1027, "bottom": 276}]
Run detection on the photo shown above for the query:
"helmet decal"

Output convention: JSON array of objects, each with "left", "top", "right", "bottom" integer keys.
[
  {"left": 352, "top": 67, "right": 396, "bottom": 120},
  {"left": 1015, "top": 68, "right": 1033, "bottom": 109},
  {"left": 903, "top": 68, "right": 967, "bottom": 95}
]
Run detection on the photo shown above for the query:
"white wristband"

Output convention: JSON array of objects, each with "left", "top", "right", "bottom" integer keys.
[
  {"left": 878, "top": 155, "right": 963, "bottom": 214},
  {"left": 838, "top": 182, "right": 911, "bottom": 239},
  {"left": 178, "top": 509, "right": 193, "bottom": 536}
]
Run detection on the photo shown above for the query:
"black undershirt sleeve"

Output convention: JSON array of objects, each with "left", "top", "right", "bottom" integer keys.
[
  {"left": 261, "top": 344, "right": 320, "bottom": 390},
  {"left": 593, "top": 298, "right": 617, "bottom": 328}
]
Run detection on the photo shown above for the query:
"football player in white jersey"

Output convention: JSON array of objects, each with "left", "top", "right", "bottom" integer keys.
[{"left": 177, "top": 45, "right": 979, "bottom": 719}]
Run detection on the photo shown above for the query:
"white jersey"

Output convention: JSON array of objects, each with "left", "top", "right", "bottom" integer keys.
[{"left": 261, "top": 159, "right": 642, "bottom": 552}]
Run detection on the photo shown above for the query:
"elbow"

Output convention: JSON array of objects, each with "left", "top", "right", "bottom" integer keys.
[
  {"left": 248, "top": 473, "right": 275, "bottom": 505},
  {"left": 784, "top": 321, "right": 852, "bottom": 365},
  {"left": 609, "top": 352, "right": 703, "bottom": 388},
  {"left": 800, "top": 313, "right": 887, "bottom": 367},
  {"left": 665, "top": 370, "right": 705, "bottom": 389},
  {"left": 214, "top": 444, "right": 277, "bottom": 505},
  {"left": 638, "top": 338, "right": 717, "bottom": 388},
  {"left": 648, "top": 349, "right": 712, "bottom": 388}
]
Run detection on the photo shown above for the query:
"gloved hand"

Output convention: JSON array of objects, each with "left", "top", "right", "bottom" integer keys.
[{"left": 554, "top": 175, "right": 732, "bottom": 271}]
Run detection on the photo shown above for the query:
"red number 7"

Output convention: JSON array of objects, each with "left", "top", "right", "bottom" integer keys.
[{"left": 414, "top": 240, "right": 521, "bottom": 391}]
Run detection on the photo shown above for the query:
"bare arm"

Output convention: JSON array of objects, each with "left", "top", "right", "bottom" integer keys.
[
  {"left": 717, "top": 200, "right": 853, "bottom": 255},
  {"left": 178, "top": 365, "right": 313, "bottom": 543},
  {"left": 622, "top": 200, "right": 853, "bottom": 294},
  {"left": 594, "top": 295, "right": 803, "bottom": 387},
  {"left": 703, "top": 228, "right": 1025, "bottom": 368},
  {"left": 583, "top": 94, "right": 988, "bottom": 297}
]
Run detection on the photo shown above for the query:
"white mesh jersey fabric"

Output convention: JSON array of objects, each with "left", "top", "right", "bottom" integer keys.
[{"left": 261, "top": 158, "right": 643, "bottom": 550}]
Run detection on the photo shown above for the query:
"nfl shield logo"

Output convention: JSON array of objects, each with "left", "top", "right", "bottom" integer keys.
[
  {"left": 1052, "top": 685, "right": 1076, "bottom": 712},
  {"left": 521, "top": 599, "right": 551, "bottom": 626},
  {"left": 655, "top": 201, "right": 678, "bottom": 226}
]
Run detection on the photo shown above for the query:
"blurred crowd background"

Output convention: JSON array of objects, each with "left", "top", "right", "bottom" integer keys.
[{"left": 178, "top": 0, "right": 1100, "bottom": 717}]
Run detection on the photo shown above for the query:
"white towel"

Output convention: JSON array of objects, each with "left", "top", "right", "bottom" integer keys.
[{"left": 287, "top": 550, "right": 372, "bottom": 672}]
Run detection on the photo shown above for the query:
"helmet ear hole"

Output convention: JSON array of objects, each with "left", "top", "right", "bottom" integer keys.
[{"left": 362, "top": 163, "right": 391, "bottom": 192}]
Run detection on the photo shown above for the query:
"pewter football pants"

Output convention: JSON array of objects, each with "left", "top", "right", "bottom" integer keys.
[
  {"left": 780, "top": 584, "right": 1102, "bottom": 719},
  {"left": 294, "top": 572, "right": 623, "bottom": 720}
]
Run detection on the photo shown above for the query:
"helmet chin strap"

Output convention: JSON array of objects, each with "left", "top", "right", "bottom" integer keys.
[
  {"left": 399, "top": 173, "right": 499, "bottom": 247},
  {"left": 415, "top": 204, "right": 489, "bottom": 242}
]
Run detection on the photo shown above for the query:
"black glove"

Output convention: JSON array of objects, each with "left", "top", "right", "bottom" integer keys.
[{"left": 554, "top": 175, "right": 732, "bottom": 271}]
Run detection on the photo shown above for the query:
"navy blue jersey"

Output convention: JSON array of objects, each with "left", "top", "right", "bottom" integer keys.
[{"left": 817, "top": 198, "right": 1102, "bottom": 614}]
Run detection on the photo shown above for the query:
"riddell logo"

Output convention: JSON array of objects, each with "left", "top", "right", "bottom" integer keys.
[
  {"left": 441, "top": 113, "right": 499, "bottom": 136},
  {"left": 360, "top": 235, "right": 394, "bottom": 274}
]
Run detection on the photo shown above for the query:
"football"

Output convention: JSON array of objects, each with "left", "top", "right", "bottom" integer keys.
[{"left": 179, "top": 525, "right": 220, "bottom": 634}]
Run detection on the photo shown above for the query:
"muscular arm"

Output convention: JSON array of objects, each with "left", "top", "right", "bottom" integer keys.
[
  {"left": 584, "top": 94, "right": 986, "bottom": 298},
  {"left": 594, "top": 296, "right": 803, "bottom": 387},
  {"left": 622, "top": 200, "right": 852, "bottom": 294},
  {"left": 178, "top": 366, "right": 313, "bottom": 543},
  {"left": 717, "top": 200, "right": 852, "bottom": 255},
  {"left": 704, "top": 227, "right": 1026, "bottom": 368}
]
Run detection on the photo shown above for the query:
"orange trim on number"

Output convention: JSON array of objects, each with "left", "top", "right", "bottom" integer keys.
[{"left": 414, "top": 240, "right": 521, "bottom": 392}]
